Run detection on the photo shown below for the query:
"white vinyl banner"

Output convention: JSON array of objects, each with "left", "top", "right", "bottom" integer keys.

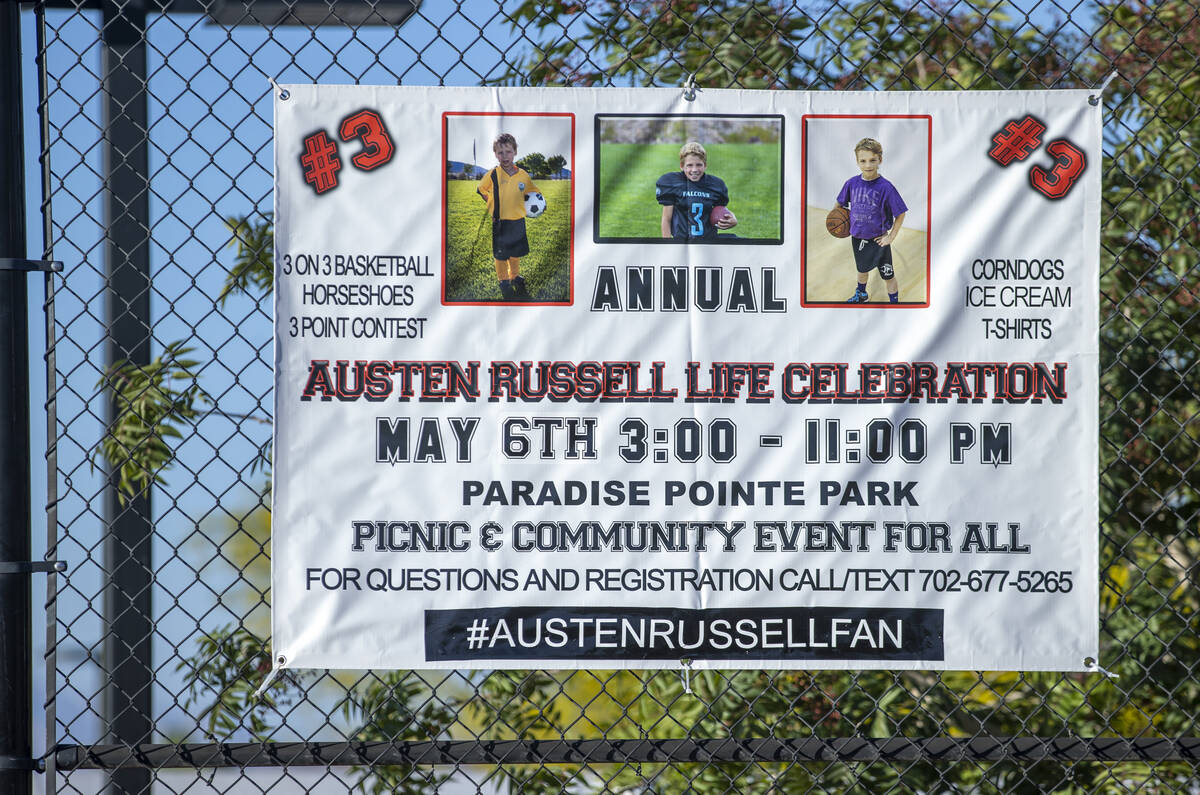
[{"left": 273, "top": 86, "right": 1099, "bottom": 671}]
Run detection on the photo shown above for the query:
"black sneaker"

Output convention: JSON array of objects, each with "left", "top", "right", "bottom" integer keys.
[
  {"left": 846, "top": 290, "right": 869, "bottom": 303},
  {"left": 499, "top": 279, "right": 515, "bottom": 300},
  {"left": 512, "top": 276, "right": 529, "bottom": 298}
]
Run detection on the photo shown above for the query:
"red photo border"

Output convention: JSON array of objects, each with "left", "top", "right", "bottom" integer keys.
[
  {"left": 441, "top": 111, "right": 576, "bottom": 307},
  {"left": 800, "top": 114, "right": 933, "bottom": 309}
]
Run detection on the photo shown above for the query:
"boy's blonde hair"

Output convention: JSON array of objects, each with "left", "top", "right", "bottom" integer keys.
[
  {"left": 679, "top": 141, "right": 707, "bottom": 165},
  {"left": 493, "top": 133, "right": 518, "bottom": 152},
  {"left": 854, "top": 137, "right": 883, "bottom": 159}
]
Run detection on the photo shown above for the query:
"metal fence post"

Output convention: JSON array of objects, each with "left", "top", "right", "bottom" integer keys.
[
  {"left": 0, "top": 4, "right": 33, "bottom": 794},
  {"left": 101, "top": 0, "right": 153, "bottom": 791}
]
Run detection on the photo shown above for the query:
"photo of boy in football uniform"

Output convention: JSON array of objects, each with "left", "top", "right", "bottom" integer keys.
[
  {"left": 656, "top": 141, "right": 737, "bottom": 241},
  {"left": 477, "top": 132, "right": 541, "bottom": 299}
]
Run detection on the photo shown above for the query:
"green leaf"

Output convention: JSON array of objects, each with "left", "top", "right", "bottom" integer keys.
[
  {"left": 95, "top": 340, "right": 208, "bottom": 504},
  {"left": 221, "top": 214, "right": 274, "bottom": 304}
]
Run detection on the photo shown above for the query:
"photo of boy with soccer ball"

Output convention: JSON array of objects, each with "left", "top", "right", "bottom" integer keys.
[
  {"left": 443, "top": 114, "right": 573, "bottom": 305},
  {"left": 476, "top": 133, "right": 541, "bottom": 300}
]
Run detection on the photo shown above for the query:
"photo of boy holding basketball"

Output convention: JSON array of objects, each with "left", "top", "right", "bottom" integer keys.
[{"left": 836, "top": 137, "right": 908, "bottom": 303}]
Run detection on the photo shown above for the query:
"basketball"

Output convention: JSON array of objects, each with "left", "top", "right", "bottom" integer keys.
[{"left": 826, "top": 206, "right": 850, "bottom": 238}]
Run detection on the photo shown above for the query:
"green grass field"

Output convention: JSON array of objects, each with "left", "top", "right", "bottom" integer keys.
[
  {"left": 598, "top": 143, "right": 782, "bottom": 240},
  {"left": 445, "top": 179, "right": 573, "bottom": 303}
]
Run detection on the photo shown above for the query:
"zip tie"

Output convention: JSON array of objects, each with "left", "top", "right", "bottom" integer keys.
[
  {"left": 682, "top": 73, "right": 699, "bottom": 102},
  {"left": 269, "top": 76, "right": 290, "bottom": 101},
  {"left": 251, "top": 655, "right": 286, "bottom": 701},
  {"left": 1088, "top": 70, "right": 1118, "bottom": 106},
  {"left": 680, "top": 659, "right": 693, "bottom": 694},
  {"left": 1083, "top": 657, "right": 1119, "bottom": 679}
]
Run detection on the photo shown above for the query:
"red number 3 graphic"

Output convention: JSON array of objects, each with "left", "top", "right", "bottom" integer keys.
[
  {"left": 339, "top": 109, "right": 394, "bottom": 171},
  {"left": 1029, "top": 139, "right": 1086, "bottom": 200}
]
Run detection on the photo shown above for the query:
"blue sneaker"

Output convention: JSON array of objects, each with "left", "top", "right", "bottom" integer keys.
[{"left": 846, "top": 290, "right": 869, "bottom": 303}]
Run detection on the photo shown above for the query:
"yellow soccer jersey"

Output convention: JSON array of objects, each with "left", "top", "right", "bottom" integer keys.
[{"left": 477, "top": 167, "right": 540, "bottom": 221}]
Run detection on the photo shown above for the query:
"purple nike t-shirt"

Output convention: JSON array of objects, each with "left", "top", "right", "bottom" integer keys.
[{"left": 836, "top": 175, "right": 908, "bottom": 239}]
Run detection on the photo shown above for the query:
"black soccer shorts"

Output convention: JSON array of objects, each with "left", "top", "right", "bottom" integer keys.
[
  {"left": 492, "top": 218, "right": 530, "bottom": 259},
  {"left": 851, "top": 237, "right": 895, "bottom": 279}
]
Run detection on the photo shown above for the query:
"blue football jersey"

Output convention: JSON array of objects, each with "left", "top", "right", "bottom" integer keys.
[{"left": 656, "top": 171, "right": 730, "bottom": 240}]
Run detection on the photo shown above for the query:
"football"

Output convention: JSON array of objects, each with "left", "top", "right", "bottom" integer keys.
[
  {"left": 710, "top": 205, "right": 736, "bottom": 226},
  {"left": 524, "top": 192, "right": 546, "bottom": 218}
]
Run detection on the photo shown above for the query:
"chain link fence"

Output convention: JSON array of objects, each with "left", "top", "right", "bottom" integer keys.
[{"left": 25, "top": 0, "right": 1199, "bottom": 792}]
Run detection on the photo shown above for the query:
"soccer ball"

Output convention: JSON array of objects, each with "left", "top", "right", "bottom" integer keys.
[{"left": 524, "top": 192, "right": 546, "bottom": 218}]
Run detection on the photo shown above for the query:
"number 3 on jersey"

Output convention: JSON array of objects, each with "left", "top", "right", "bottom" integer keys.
[{"left": 690, "top": 202, "right": 705, "bottom": 236}]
